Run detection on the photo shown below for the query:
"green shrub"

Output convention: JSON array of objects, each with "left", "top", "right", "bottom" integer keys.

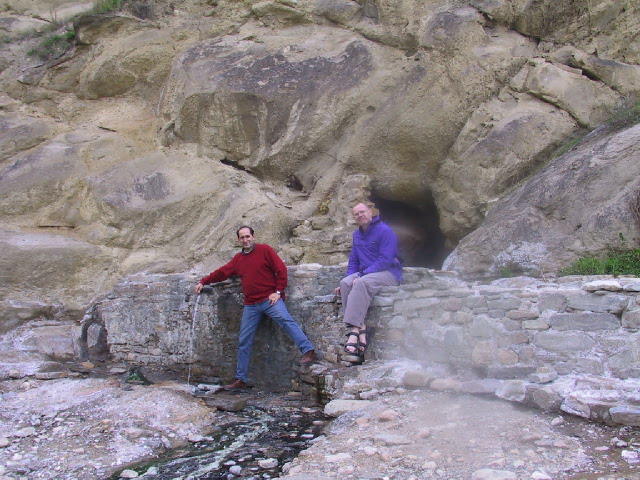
[
  {"left": 607, "top": 99, "right": 640, "bottom": 130},
  {"left": 560, "top": 249, "right": 640, "bottom": 277},
  {"left": 27, "top": 29, "right": 75, "bottom": 61},
  {"left": 91, "top": 0, "right": 126, "bottom": 14},
  {"left": 90, "top": 0, "right": 155, "bottom": 19}
]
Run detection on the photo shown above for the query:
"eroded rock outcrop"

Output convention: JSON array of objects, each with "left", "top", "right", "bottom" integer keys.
[
  {"left": 0, "top": 0, "right": 639, "bottom": 319},
  {"left": 445, "top": 121, "right": 640, "bottom": 277}
]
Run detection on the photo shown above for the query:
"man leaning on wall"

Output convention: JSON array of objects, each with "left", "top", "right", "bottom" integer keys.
[{"left": 196, "top": 226, "right": 316, "bottom": 391}]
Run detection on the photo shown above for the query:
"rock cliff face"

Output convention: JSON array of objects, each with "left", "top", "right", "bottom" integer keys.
[{"left": 1, "top": 0, "right": 640, "bottom": 323}]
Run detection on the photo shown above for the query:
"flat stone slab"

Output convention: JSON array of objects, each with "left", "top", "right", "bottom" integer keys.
[
  {"left": 324, "top": 399, "right": 372, "bottom": 417},
  {"left": 203, "top": 394, "right": 248, "bottom": 412}
]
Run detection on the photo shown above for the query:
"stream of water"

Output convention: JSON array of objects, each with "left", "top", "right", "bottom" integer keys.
[
  {"left": 107, "top": 403, "right": 326, "bottom": 480},
  {"left": 186, "top": 293, "right": 201, "bottom": 387}
]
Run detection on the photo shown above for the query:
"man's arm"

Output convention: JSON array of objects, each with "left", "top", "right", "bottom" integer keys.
[
  {"left": 195, "top": 258, "right": 237, "bottom": 293},
  {"left": 265, "top": 246, "right": 288, "bottom": 292},
  {"left": 345, "top": 232, "right": 360, "bottom": 276}
]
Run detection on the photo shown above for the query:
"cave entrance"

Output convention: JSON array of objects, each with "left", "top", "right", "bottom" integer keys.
[{"left": 370, "top": 194, "right": 450, "bottom": 269}]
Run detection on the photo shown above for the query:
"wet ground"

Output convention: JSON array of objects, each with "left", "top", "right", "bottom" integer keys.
[
  {"left": 3, "top": 363, "right": 640, "bottom": 480},
  {"left": 106, "top": 397, "right": 327, "bottom": 479}
]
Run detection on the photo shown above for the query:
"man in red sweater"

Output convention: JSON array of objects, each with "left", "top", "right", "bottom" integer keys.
[{"left": 195, "top": 226, "right": 316, "bottom": 391}]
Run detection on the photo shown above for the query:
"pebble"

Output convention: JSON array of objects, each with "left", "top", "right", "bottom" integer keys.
[
  {"left": 531, "top": 472, "right": 553, "bottom": 480},
  {"left": 35, "top": 372, "right": 68, "bottom": 380},
  {"left": 119, "top": 469, "right": 139, "bottom": 478},
  {"left": 360, "top": 390, "right": 379, "bottom": 400},
  {"left": 0, "top": 438, "right": 9, "bottom": 448},
  {"left": 373, "top": 433, "right": 412, "bottom": 446},
  {"left": 338, "top": 464, "right": 355, "bottom": 474},
  {"left": 355, "top": 417, "right": 369, "bottom": 427},
  {"left": 550, "top": 416, "right": 564, "bottom": 426},
  {"left": 14, "top": 427, "right": 36, "bottom": 438},
  {"left": 377, "top": 409, "right": 400, "bottom": 422},
  {"left": 229, "top": 465, "right": 242, "bottom": 475},
  {"left": 612, "top": 437, "right": 628, "bottom": 447},
  {"left": 325, "top": 453, "right": 352, "bottom": 463},
  {"left": 258, "top": 458, "right": 278, "bottom": 469},
  {"left": 471, "top": 468, "right": 517, "bottom": 480}
]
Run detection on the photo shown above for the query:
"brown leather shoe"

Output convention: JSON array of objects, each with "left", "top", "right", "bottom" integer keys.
[
  {"left": 299, "top": 349, "right": 316, "bottom": 366},
  {"left": 223, "top": 378, "right": 247, "bottom": 391}
]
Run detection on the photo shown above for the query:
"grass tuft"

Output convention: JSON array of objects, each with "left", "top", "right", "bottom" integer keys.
[
  {"left": 27, "top": 29, "right": 76, "bottom": 61},
  {"left": 560, "top": 249, "right": 640, "bottom": 277},
  {"left": 91, "top": 0, "right": 126, "bottom": 14},
  {"left": 607, "top": 99, "right": 640, "bottom": 130},
  {"left": 90, "top": 0, "right": 156, "bottom": 19}
]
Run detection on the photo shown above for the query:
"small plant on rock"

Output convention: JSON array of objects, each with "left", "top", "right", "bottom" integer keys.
[
  {"left": 27, "top": 28, "right": 75, "bottom": 61},
  {"left": 91, "top": 0, "right": 156, "bottom": 19},
  {"left": 91, "top": 0, "right": 126, "bottom": 14},
  {"left": 560, "top": 249, "right": 640, "bottom": 277}
]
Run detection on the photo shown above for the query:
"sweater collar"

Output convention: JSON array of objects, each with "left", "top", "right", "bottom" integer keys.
[
  {"left": 359, "top": 216, "right": 381, "bottom": 233},
  {"left": 241, "top": 244, "right": 256, "bottom": 255}
]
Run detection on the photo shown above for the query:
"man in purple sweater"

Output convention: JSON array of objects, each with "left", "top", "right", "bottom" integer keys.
[{"left": 335, "top": 203, "right": 403, "bottom": 358}]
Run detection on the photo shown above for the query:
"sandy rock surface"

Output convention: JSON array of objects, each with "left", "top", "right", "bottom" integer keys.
[
  {"left": 0, "top": 372, "right": 214, "bottom": 479},
  {"left": 285, "top": 390, "right": 605, "bottom": 479}
]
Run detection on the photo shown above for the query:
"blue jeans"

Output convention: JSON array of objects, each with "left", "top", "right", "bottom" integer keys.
[{"left": 236, "top": 299, "right": 313, "bottom": 382}]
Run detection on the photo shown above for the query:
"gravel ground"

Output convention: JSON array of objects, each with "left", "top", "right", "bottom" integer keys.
[
  {"left": 2, "top": 366, "right": 640, "bottom": 480},
  {"left": 281, "top": 390, "right": 640, "bottom": 480}
]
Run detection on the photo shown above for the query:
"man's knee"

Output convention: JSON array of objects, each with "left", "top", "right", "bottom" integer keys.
[{"left": 354, "top": 277, "right": 379, "bottom": 297}]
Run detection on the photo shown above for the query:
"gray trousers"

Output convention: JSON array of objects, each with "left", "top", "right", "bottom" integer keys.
[{"left": 340, "top": 270, "right": 399, "bottom": 328}]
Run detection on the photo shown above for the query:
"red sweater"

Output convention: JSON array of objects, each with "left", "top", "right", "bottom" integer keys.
[{"left": 199, "top": 244, "right": 288, "bottom": 305}]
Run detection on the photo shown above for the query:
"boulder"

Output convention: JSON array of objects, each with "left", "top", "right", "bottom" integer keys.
[
  {"left": 0, "top": 114, "right": 56, "bottom": 163},
  {"left": 445, "top": 122, "right": 640, "bottom": 277},
  {"left": 0, "top": 225, "right": 117, "bottom": 323}
]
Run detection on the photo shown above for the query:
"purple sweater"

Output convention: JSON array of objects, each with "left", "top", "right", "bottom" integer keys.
[{"left": 346, "top": 216, "right": 403, "bottom": 282}]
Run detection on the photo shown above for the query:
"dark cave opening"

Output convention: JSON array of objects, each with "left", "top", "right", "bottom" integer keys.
[{"left": 370, "top": 194, "right": 451, "bottom": 269}]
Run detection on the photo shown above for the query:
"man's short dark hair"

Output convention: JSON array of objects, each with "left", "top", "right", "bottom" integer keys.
[{"left": 236, "top": 226, "right": 255, "bottom": 237}]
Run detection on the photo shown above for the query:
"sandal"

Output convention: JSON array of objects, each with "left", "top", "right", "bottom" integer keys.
[
  {"left": 344, "top": 331, "right": 361, "bottom": 356},
  {"left": 358, "top": 327, "right": 375, "bottom": 355}
]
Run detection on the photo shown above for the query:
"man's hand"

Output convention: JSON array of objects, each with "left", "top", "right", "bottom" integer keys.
[
  {"left": 334, "top": 286, "right": 341, "bottom": 295},
  {"left": 268, "top": 292, "right": 281, "bottom": 305},
  {"left": 195, "top": 283, "right": 204, "bottom": 294}
]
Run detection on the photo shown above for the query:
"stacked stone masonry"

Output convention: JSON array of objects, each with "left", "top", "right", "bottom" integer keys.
[{"left": 93, "top": 265, "right": 640, "bottom": 426}]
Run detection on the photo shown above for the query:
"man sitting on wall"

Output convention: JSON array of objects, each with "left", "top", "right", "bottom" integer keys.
[{"left": 335, "top": 203, "right": 403, "bottom": 359}]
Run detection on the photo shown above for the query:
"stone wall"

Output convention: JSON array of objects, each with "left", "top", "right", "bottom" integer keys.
[
  {"left": 89, "top": 266, "right": 343, "bottom": 392},
  {"left": 90, "top": 266, "right": 640, "bottom": 425}
]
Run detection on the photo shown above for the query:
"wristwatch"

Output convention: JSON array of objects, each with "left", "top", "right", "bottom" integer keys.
[{"left": 275, "top": 290, "right": 281, "bottom": 295}]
